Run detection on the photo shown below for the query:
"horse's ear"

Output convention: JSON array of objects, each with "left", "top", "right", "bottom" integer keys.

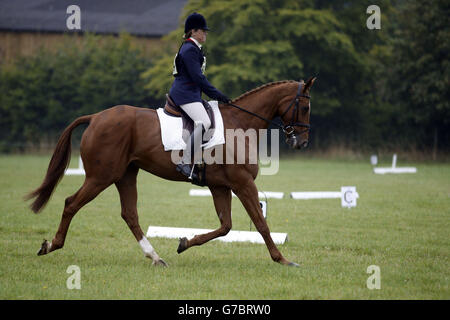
[{"left": 304, "top": 76, "right": 317, "bottom": 93}]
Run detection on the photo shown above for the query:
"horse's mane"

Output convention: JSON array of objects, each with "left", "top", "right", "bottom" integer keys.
[{"left": 231, "top": 80, "right": 299, "bottom": 103}]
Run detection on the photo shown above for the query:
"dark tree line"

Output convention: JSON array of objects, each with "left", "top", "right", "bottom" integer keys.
[{"left": 0, "top": 0, "right": 448, "bottom": 156}]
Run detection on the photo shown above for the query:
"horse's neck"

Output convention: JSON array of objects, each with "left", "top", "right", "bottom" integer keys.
[{"left": 226, "top": 85, "right": 288, "bottom": 131}]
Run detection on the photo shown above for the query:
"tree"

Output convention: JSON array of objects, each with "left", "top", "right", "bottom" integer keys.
[
  {"left": 386, "top": 0, "right": 450, "bottom": 155},
  {"left": 142, "top": 0, "right": 391, "bottom": 150},
  {"left": 0, "top": 33, "right": 154, "bottom": 152}
]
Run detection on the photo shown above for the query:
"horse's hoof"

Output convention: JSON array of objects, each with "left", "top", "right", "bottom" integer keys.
[
  {"left": 37, "top": 239, "right": 50, "bottom": 256},
  {"left": 177, "top": 237, "right": 188, "bottom": 254},
  {"left": 152, "top": 258, "right": 168, "bottom": 267},
  {"left": 288, "top": 262, "right": 300, "bottom": 267}
]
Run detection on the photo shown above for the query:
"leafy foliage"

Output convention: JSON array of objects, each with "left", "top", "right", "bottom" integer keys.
[
  {"left": 384, "top": 0, "right": 450, "bottom": 151},
  {"left": 0, "top": 33, "right": 153, "bottom": 151},
  {"left": 0, "top": 0, "right": 448, "bottom": 154},
  {"left": 142, "top": 0, "right": 400, "bottom": 151}
]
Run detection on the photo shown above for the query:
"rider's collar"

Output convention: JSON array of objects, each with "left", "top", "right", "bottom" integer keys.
[{"left": 187, "top": 37, "right": 202, "bottom": 49}]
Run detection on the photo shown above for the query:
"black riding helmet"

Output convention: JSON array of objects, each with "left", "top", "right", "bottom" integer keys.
[{"left": 184, "top": 12, "right": 210, "bottom": 33}]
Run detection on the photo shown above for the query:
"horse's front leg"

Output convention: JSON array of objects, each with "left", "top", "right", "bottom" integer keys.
[
  {"left": 177, "top": 186, "right": 232, "bottom": 253},
  {"left": 233, "top": 177, "right": 299, "bottom": 267}
]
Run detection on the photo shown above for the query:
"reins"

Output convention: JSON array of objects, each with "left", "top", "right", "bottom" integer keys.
[{"left": 224, "top": 81, "right": 311, "bottom": 136}]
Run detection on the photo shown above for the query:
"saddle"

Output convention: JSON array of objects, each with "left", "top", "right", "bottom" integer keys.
[
  {"left": 164, "top": 94, "right": 216, "bottom": 139},
  {"left": 164, "top": 94, "right": 216, "bottom": 187}
]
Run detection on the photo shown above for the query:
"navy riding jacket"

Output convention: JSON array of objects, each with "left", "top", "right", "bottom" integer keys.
[{"left": 169, "top": 39, "right": 226, "bottom": 106}]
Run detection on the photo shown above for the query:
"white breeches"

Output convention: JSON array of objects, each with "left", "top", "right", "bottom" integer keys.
[{"left": 179, "top": 102, "right": 211, "bottom": 131}]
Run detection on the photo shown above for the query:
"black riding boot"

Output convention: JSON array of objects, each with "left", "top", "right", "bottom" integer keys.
[{"left": 176, "top": 124, "right": 204, "bottom": 180}]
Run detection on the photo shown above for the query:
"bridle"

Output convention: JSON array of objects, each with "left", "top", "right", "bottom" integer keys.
[
  {"left": 279, "top": 81, "right": 311, "bottom": 136},
  {"left": 225, "top": 81, "right": 311, "bottom": 138}
]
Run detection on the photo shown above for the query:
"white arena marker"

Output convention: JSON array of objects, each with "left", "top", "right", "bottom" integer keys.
[
  {"left": 290, "top": 186, "right": 359, "bottom": 208},
  {"left": 65, "top": 156, "right": 85, "bottom": 175},
  {"left": 259, "top": 191, "right": 284, "bottom": 199},
  {"left": 290, "top": 191, "right": 342, "bottom": 199},
  {"left": 189, "top": 189, "right": 212, "bottom": 197},
  {"left": 373, "top": 154, "right": 417, "bottom": 174},
  {"left": 189, "top": 189, "right": 284, "bottom": 199},
  {"left": 341, "top": 186, "right": 357, "bottom": 208},
  {"left": 146, "top": 226, "right": 288, "bottom": 244},
  {"left": 370, "top": 154, "right": 378, "bottom": 166},
  {"left": 374, "top": 167, "right": 417, "bottom": 174}
]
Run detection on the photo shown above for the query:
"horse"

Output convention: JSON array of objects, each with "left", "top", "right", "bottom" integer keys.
[{"left": 26, "top": 78, "right": 316, "bottom": 267}]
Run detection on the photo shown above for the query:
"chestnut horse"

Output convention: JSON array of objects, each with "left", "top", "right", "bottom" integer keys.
[{"left": 26, "top": 78, "right": 315, "bottom": 267}]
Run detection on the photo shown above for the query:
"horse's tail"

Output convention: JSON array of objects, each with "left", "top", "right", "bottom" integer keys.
[{"left": 25, "top": 115, "right": 93, "bottom": 213}]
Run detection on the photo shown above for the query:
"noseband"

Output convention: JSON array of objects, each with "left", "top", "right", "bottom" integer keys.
[{"left": 225, "top": 81, "right": 311, "bottom": 138}]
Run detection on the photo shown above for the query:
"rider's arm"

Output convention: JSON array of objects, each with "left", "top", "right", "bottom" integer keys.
[{"left": 182, "top": 47, "right": 229, "bottom": 102}]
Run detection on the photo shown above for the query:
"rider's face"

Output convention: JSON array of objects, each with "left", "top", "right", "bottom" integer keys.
[{"left": 192, "top": 29, "right": 207, "bottom": 43}]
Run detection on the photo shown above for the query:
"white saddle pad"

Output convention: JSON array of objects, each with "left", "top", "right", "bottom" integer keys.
[{"left": 156, "top": 100, "right": 225, "bottom": 151}]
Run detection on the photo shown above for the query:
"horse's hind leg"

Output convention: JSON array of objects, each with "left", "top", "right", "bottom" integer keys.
[
  {"left": 177, "top": 186, "right": 232, "bottom": 253},
  {"left": 38, "top": 178, "right": 110, "bottom": 255},
  {"left": 115, "top": 164, "right": 167, "bottom": 267}
]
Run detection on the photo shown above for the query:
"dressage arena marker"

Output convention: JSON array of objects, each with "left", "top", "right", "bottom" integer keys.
[
  {"left": 373, "top": 154, "right": 417, "bottom": 174},
  {"left": 65, "top": 156, "right": 85, "bottom": 175},
  {"left": 290, "top": 186, "right": 359, "bottom": 208},
  {"left": 370, "top": 155, "right": 378, "bottom": 165},
  {"left": 146, "top": 226, "right": 288, "bottom": 244}
]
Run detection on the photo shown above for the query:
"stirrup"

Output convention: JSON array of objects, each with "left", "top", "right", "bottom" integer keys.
[
  {"left": 176, "top": 163, "right": 198, "bottom": 181},
  {"left": 188, "top": 164, "right": 196, "bottom": 180}
]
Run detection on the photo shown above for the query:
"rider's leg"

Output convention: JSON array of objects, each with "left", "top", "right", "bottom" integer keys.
[
  {"left": 177, "top": 102, "right": 211, "bottom": 179},
  {"left": 182, "top": 123, "right": 203, "bottom": 165},
  {"left": 180, "top": 102, "right": 211, "bottom": 133}
]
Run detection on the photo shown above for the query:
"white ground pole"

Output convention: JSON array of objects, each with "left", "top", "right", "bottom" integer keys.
[
  {"left": 189, "top": 188, "right": 274, "bottom": 219},
  {"left": 373, "top": 154, "right": 417, "bottom": 174},
  {"left": 290, "top": 186, "right": 359, "bottom": 208},
  {"left": 65, "top": 156, "right": 85, "bottom": 175},
  {"left": 189, "top": 188, "right": 284, "bottom": 199},
  {"left": 146, "top": 226, "right": 288, "bottom": 245},
  {"left": 146, "top": 189, "right": 288, "bottom": 244}
]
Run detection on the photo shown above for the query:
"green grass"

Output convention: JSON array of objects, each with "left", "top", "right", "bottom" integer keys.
[{"left": 0, "top": 154, "right": 449, "bottom": 299}]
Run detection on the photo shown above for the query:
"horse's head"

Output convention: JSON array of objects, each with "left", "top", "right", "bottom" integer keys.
[{"left": 278, "top": 77, "right": 316, "bottom": 149}]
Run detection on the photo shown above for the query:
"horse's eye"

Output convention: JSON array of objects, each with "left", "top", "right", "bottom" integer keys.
[{"left": 302, "top": 106, "right": 310, "bottom": 112}]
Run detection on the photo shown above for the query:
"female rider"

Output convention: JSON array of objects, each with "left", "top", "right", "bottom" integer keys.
[{"left": 170, "top": 12, "right": 230, "bottom": 180}]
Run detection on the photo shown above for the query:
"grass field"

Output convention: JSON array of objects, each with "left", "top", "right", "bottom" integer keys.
[{"left": 0, "top": 154, "right": 449, "bottom": 299}]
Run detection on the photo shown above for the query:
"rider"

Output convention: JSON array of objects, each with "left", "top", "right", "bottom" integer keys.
[{"left": 170, "top": 12, "right": 230, "bottom": 180}]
